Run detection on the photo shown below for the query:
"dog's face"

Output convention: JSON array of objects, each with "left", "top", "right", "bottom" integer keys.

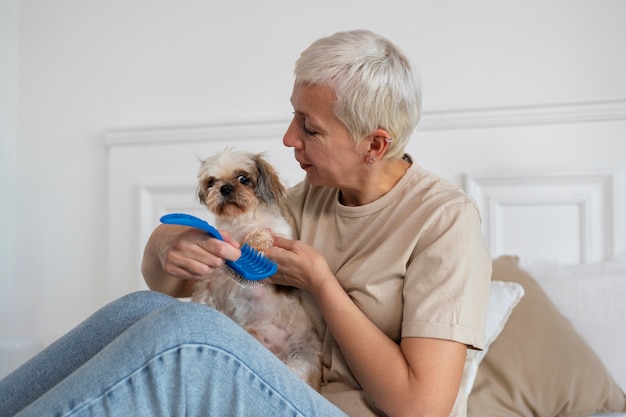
[{"left": 197, "top": 149, "right": 286, "bottom": 218}]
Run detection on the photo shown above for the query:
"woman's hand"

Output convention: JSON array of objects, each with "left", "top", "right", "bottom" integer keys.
[
  {"left": 141, "top": 224, "right": 241, "bottom": 297},
  {"left": 265, "top": 235, "right": 333, "bottom": 294}
]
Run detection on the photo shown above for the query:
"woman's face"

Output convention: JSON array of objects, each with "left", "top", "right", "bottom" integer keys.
[{"left": 283, "top": 83, "right": 368, "bottom": 189}]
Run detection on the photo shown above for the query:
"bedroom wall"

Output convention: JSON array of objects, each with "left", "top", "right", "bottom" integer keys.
[
  {"left": 2, "top": 0, "right": 626, "bottom": 374},
  {"left": 0, "top": 0, "right": 21, "bottom": 375}
]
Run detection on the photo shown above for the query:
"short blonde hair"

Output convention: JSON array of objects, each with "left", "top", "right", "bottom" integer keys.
[{"left": 294, "top": 30, "right": 422, "bottom": 159}]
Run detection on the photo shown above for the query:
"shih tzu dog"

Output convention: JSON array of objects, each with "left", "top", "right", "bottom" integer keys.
[{"left": 192, "top": 148, "right": 322, "bottom": 390}]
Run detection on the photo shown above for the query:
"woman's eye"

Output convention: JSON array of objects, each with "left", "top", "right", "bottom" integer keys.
[
  {"left": 292, "top": 112, "right": 317, "bottom": 136},
  {"left": 237, "top": 175, "right": 250, "bottom": 185}
]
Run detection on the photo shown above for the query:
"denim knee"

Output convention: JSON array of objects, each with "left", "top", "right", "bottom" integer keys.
[{"left": 106, "top": 290, "right": 178, "bottom": 312}]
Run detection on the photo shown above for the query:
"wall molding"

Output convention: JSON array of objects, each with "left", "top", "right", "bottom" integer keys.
[
  {"left": 105, "top": 120, "right": 289, "bottom": 146},
  {"left": 104, "top": 99, "right": 626, "bottom": 146},
  {"left": 418, "top": 99, "right": 626, "bottom": 131}
]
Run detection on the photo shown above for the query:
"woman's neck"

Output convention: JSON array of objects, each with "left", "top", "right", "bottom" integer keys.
[{"left": 338, "top": 158, "right": 411, "bottom": 207}]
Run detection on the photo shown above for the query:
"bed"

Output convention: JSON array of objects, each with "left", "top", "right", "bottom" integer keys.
[
  {"left": 106, "top": 111, "right": 626, "bottom": 416},
  {"left": 462, "top": 171, "right": 626, "bottom": 416}
]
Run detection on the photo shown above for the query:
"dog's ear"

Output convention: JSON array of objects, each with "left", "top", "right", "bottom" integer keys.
[
  {"left": 197, "top": 183, "right": 207, "bottom": 205},
  {"left": 196, "top": 158, "right": 210, "bottom": 205},
  {"left": 253, "top": 154, "right": 286, "bottom": 205}
]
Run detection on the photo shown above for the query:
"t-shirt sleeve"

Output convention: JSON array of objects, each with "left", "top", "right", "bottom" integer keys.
[{"left": 401, "top": 200, "right": 492, "bottom": 350}]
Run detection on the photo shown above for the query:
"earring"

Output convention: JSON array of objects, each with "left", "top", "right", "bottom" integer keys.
[
  {"left": 367, "top": 156, "right": 376, "bottom": 167},
  {"left": 384, "top": 137, "right": 393, "bottom": 143}
]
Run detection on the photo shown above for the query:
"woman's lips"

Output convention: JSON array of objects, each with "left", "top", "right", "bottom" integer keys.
[{"left": 296, "top": 159, "right": 313, "bottom": 170}]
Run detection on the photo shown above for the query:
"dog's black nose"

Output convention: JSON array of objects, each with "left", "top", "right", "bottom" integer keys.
[{"left": 220, "top": 184, "right": 234, "bottom": 196}]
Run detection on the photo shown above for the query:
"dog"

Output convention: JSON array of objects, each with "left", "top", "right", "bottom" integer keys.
[{"left": 192, "top": 148, "right": 322, "bottom": 390}]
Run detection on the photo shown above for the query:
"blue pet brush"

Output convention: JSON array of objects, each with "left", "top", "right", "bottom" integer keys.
[{"left": 160, "top": 213, "right": 277, "bottom": 288}]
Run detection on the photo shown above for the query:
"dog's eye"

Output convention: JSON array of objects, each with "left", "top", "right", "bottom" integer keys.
[
  {"left": 207, "top": 178, "right": 215, "bottom": 188},
  {"left": 237, "top": 175, "right": 251, "bottom": 186}
]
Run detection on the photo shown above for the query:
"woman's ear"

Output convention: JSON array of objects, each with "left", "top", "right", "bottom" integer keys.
[{"left": 369, "top": 128, "right": 393, "bottom": 157}]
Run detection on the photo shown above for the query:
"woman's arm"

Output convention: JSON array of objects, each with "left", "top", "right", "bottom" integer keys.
[
  {"left": 315, "top": 274, "right": 465, "bottom": 417},
  {"left": 141, "top": 224, "right": 242, "bottom": 298},
  {"left": 267, "top": 237, "right": 466, "bottom": 417},
  {"left": 327, "top": 285, "right": 466, "bottom": 416}
]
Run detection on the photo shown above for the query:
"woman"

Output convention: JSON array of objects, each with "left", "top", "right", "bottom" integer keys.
[
  {"left": 144, "top": 30, "right": 491, "bottom": 416},
  {"left": 0, "top": 30, "right": 490, "bottom": 417}
]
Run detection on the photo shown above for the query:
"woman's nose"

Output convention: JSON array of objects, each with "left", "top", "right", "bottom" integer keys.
[{"left": 283, "top": 119, "right": 301, "bottom": 149}]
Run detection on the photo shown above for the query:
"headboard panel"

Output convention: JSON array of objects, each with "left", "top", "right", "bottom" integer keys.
[{"left": 465, "top": 170, "right": 623, "bottom": 263}]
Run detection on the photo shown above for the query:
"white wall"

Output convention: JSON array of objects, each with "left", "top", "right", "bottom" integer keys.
[
  {"left": 3, "top": 0, "right": 626, "bottom": 374},
  {"left": 0, "top": 0, "right": 23, "bottom": 376}
]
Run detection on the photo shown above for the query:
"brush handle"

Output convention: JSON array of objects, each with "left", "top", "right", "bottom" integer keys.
[{"left": 160, "top": 213, "right": 224, "bottom": 241}]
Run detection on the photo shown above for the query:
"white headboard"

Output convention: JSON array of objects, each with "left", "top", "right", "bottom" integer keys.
[{"left": 105, "top": 101, "right": 626, "bottom": 299}]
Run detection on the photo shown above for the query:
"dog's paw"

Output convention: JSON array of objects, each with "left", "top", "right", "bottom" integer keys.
[{"left": 244, "top": 229, "right": 273, "bottom": 252}]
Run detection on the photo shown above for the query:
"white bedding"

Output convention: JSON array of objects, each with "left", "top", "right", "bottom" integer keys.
[
  {"left": 520, "top": 254, "right": 626, "bottom": 392},
  {"left": 467, "top": 255, "right": 626, "bottom": 416}
]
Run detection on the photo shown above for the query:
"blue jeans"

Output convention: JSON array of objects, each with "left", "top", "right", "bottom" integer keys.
[{"left": 0, "top": 291, "right": 347, "bottom": 417}]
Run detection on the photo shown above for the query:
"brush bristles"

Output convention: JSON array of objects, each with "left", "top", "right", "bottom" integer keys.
[
  {"left": 221, "top": 265, "right": 269, "bottom": 288},
  {"left": 225, "top": 243, "right": 277, "bottom": 282}
]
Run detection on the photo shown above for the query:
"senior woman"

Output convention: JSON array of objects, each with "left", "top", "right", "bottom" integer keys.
[
  {"left": 0, "top": 30, "right": 490, "bottom": 417},
  {"left": 145, "top": 29, "right": 491, "bottom": 417}
]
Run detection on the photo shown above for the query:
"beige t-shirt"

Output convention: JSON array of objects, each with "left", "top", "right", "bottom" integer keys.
[{"left": 283, "top": 161, "right": 492, "bottom": 417}]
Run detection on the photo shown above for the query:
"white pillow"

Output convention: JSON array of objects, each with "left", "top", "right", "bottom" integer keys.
[
  {"left": 519, "top": 256, "right": 626, "bottom": 391},
  {"left": 459, "top": 280, "right": 525, "bottom": 398}
]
